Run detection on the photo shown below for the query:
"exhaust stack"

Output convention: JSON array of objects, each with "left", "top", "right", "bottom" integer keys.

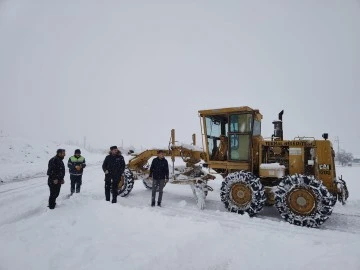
[{"left": 272, "top": 110, "right": 284, "bottom": 140}]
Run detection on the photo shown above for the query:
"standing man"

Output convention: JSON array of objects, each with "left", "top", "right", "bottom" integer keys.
[
  {"left": 67, "top": 149, "right": 86, "bottom": 194},
  {"left": 102, "top": 146, "right": 125, "bottom": 203},
  {"left": 47, "top": 149, "right": 66, "bottom": 209},
  {"left": 148, "top": 150, "right": 169, "bottom": 207}
]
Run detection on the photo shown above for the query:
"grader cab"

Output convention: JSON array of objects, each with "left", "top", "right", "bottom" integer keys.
[{"left": 118, "top": 106, "right": 349, "bottom": 228}]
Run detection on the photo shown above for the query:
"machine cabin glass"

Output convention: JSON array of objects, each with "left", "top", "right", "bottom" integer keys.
[
  {"left": 204, "top": 112, "right": 256, "bottom": 162},
  {"left": 205, "top": 116, "right": 228, "bottom": 161},
  {"left": 229, "top": 113, "right": 253, "bottom": 161}
]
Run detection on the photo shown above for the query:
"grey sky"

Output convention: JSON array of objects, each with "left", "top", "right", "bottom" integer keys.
[{"left": 0, "top": 0, "right": 359, "bottom": 153}]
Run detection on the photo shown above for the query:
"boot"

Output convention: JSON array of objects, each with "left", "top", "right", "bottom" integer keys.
[
  {"left": 151, "top": 201, "right": 155, "bottom": 207},
  {"left": 48, "top": 202, "right": 56, "bottom": 209},
  {"left": 157, "top": 201, "right": 161, "bottom": 207}
]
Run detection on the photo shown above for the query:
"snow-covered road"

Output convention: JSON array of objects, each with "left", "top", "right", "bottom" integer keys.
[{"left": 1, "top": 164, "right": 360, "bottom": 270}]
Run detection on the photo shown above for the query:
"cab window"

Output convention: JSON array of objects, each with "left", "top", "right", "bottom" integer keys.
[{"left": 230, "top": 114, "right": 252, "bottom": 133}]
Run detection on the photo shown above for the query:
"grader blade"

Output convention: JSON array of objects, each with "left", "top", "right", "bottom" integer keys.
[
  {"left": 190, "top": 180, "right": 207, "bottom": 210},
  {"left": 336, "top": 176, "right": 349, "bottom": 205},
  {"left": 171, "top": 168, "right": 215, "bottom": 209}
]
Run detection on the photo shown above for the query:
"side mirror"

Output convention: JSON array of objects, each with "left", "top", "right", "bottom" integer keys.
[{"left": 322, "top": 133, "right": 328, "bottom": 140}]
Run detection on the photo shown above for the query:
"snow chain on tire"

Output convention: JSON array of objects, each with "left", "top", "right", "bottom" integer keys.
[
  {"left": 220, "top": 171, "right": 266, "bottom": 217},
  {"left": 117, "top": 168, "right": 135, "bottom": 197},
  {"left": 275, "top": 175, "right": 336, "bottom": 227}
]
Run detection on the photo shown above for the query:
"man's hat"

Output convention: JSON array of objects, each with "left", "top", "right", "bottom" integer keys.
[
  {"left": 57, "top": 149, "right": 65, "bottom": 154},
  {"left": 74, "top": 149, "right": 81, "bottom": 154},
  {"left": 110, "top": 146, "right": 118, "bottom": 151}
]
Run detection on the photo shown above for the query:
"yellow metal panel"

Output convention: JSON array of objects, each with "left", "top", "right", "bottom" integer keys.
[
  {"left": 315, "top": 140, "right": 336, "bottom": 193},
  {"left": 289, "top": 147, "right": 304, "bottom": 175},
  {"left": 202, "top": 116, "right": 210, "bottom": 163},
  {"left": 207, "top": 161, "right": 250, "bottom": 171}
]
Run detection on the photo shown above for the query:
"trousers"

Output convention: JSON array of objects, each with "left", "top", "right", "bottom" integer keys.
[
  {"left": 48, "top": 182, "right": 61, "bottom": 209},
  {"left": 151, "top": 179, "right": 165, "bottom": 204},
  {"left": 70, "top": 175, "right": 82, "bottom": 193},
  {"left": 105, "top": 175, "right": 121, "bottom": 203}
]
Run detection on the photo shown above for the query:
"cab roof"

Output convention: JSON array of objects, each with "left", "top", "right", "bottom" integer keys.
[{"left": 198, "top": 106, "right": 262, "bottom": 119}]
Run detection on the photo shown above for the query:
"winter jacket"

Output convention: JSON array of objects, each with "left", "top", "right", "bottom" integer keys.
[
  {"left": 149, "top": 157, "right": 169, "bottom": 180},
  {"left": 47, "top": 155, "right": 65, "bottom": 183},
  {"left": 102, "top": 154, "right": 126, "bottom": 177},
  {"left": 68, "top": 155, "right": 86, "bottom": 175}
]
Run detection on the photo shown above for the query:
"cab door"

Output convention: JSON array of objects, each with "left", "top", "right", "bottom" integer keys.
[{"left": 228, "top": 113, "right": 253, "bottom": 162}]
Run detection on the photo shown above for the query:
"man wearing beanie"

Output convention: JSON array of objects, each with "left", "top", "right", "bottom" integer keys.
[
  {"left": 67, "top": 149, "right": 86, "bottom": 194},
  {"left": 102, "top": 146, "right": 125, "bottom": 203},
  {"left": 46, "top": 149, "right": 66, "bottom": 209}
]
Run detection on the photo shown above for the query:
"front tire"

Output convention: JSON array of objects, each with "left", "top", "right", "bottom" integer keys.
[
  {"left": 220, "top": 171, "right": 266, "bottom": 217},
  {"left": 117, "top": 168, "right": 135, "bottom": 197},
  {"left": 275, "top": 175, "right": 336, "bottom": 227}
]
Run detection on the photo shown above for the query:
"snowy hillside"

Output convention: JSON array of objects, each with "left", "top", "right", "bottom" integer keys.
[
  {"left": 0, "top": 135, "right": 104, "bottom": 183},
  {"left": 0, "top": 137, "right": 360, "bottom": 270}
]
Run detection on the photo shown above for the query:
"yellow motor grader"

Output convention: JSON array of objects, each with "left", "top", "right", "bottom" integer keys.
[{"left": 118, "top": 106, "right": 349, "bottom": 227}]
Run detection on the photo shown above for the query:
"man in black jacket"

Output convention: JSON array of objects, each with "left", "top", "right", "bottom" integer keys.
[
  {"left": 102, "top": 146, "right": 126, "bottom": 203},
  {"left": 148, "top": 150, "right": 169, "bottom": 207},
  {"left": 67, "top": 149, "right": 86, "bottom": 194},
  {"left": 47, "top": 149, "right": 66, "bottom": 209}
]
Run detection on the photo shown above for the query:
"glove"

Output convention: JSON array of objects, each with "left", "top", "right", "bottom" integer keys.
[
  {"left": 75, "top": 165, "right": 81, "bottom": 171},
  {"left": 61, "top": 179, "right": 65, "bottom": 184},
  {"left": 53, "top": 179, "right": 59, "bottom": 184}
]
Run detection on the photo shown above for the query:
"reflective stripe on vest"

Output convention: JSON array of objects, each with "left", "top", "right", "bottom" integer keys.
[{"left": 70, "top": 156, "right": 85, "bottom": 162}]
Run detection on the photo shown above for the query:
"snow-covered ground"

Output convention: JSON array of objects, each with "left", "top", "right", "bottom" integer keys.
[{"left": 0, "top": 137, "right": 359, "bottom": 270}]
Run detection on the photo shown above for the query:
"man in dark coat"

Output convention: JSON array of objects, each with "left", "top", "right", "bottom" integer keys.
[
  {"left": 148, "top": 150, "right": 169, "bottom": 207},
  {"left": 102, "top": 146, "right": 126, "bottom": 203},
  {"left": 47, "top": 149, "right": 66, "bottom": 209},
  {"left": 67, "top": 149, "right": 86, "bottom": 194}
]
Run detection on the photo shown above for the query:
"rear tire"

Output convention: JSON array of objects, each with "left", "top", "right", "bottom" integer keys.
[
  {"left": 220, "top": 171, "right": 266, "bottom": 217},
  {"left": 275, "top": 175, "right": 336, "bottom": 227}
]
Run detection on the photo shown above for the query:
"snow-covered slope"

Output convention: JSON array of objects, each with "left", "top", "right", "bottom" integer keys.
[
  {"left": 0, "top": 137, "right": 359, "bottom": 270},
  {"left": 0, "top": 135, "right": 104, "bottom": 183}
]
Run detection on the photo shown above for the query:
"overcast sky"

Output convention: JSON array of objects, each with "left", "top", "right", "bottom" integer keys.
[{"left": 0, "top": 0, "right": 359, "bottom": 153}]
